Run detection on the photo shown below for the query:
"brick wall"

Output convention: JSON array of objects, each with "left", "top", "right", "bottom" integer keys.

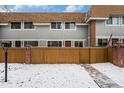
[
  {"left": 88, "top": 20, "right": 96, "bottom": 47},
  {"left": 113, "top": 47, "right": 124, "bottom": 67}
]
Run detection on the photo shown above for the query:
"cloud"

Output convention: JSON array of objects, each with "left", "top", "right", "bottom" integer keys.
[
  {"left": 64, "top": 5, "right": 84, "bottom": 12},
  {"left": 10, "top": 5, "right": 54, "bottom": 12},
  {"left": 0, "top": 5, "right": 11, "bottom": 12},
  {"left": 11, "top": 5, "right": 24, "bottom": 12}
]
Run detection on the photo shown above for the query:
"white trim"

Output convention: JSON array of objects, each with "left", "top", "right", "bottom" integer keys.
[
  {"left": 0, "top": 39, "right": 86, "bottom": 41},
  {"left": 50, "top": 21, "right": 63, "bottom": 30},
  {"left": 86, "top": 17, "right": 109, "bottom": 23},
  {"left": 105, "top": 16, "right": 121, "bottom": 26},
  {"left": 64, "top": 21, "right": 76, "bottom": 31},
  {"left": 33, "top": 23, "right": 50, "bottom": 25},
  {"left": 10, "top": 22, "right": 22, "bottom": 30},
  {"left": 76, "top": 23, "right": 88, "bottom": 26},
  {"left": 96, "top": 36, "right": 124, "bottom": 39},
  {"left": 120, "top": 16, "right": 124, "bottom": 26},
  {"left": 0, "top": 39, "right": 86, "bottom": 48},
  {"left": 0, "top": 23, "right": 9, "bottom": 25},
  {"left": 23, "top": 22, "right": 36, "bottom": 30}
]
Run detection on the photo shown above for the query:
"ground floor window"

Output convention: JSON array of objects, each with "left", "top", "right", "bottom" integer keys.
[
  {"left": 74, "top": 41, "right": 83, "bottom": 47},
  {"left": 65, "top": 41, "right": 71, "bottom": 47},
  {"left": 48, "top": 41, "right": 62, "bottom": 47},
  {"left": 112, "top": 38, "right": 119, "bottom": 44},
  {"left": 15, "top": 41, "right": 21, "bottom": 47},
  {"left": 24, "top": 41, "right": 38, "bottom": 47},
  {"left": 0, "top": 40, "right": 85, "bottom": 48},
  {"left": 98, "top": 39, "right": 108, "bottom": 46},
  {"left": 3, "top": 41, "right": 12, "bottom": 47}
]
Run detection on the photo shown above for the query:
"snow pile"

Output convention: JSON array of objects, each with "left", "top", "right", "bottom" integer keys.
[
  {"left": 0, "top": 64, "right": 98, "bottom": 88},
  {"left": 92, "top": 63, "right": 124, "bottom": 87}
]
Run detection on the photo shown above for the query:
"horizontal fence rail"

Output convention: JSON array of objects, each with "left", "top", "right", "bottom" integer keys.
[{"left": 0, "top": 47, "right": 112, "bottom": 64}]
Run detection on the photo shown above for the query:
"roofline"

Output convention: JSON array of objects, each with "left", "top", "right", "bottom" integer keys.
[
  {"left": 85, "top": 17, "right": 109, "bottom": 23},
  {"left": 0, "top": 12, "right": 85, "bottom": 14}
]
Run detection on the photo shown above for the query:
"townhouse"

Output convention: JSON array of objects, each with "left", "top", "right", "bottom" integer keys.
[{"left": 0, "top": 5, "right": 124, "bottom": 48}]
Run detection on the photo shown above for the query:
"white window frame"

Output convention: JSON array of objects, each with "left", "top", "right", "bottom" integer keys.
[
  {"left": 47, "top": 41, "right": 62, "bottom": 47},
  {"left": 120, "top": 16, "right": 124, "bottom": 26},
  {"left": 64, "top": 21, "right": 76, "bottom": 30},
  {"left": 50, "top": 21, "right": 63, "bottom": 30},
  {"left": 10, "top": 22, "right": 22, "bottom": 30},
  {"left": 23, "top": 22, "right": 36, "bottom": 30},
  {"left": 105, "top": 16, "right": 120, "bottom": 26},
  {"left": 74, "top": 41, "right": 84, "bottom": 47}
]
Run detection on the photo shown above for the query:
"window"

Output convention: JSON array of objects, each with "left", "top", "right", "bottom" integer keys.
[
  {"left": 51, "top": 22, "right": 62, "bottom": 29},
  {"left": 122, "top": 17, "right": 124, "bottom": 24},
  {"left": 48, "top": 41, "right": 62, "bottom": 47},
  {"left": 65, "top": 22, "right": 76, "bottom": 29},
  {"left": 112, "top": 38, "right": 118, "bottom": 44},
  {"left": 75, "top": 41, "right": 83, "bottom": 47},
  {"left": 112, "top": 17, "right": 119, "bottom": 25},
  {"left": 98, "top": 39, "right": 107, "bottom": 46},
  {"left": 24, "top": 22, "right": 34, "bottom": 29},
  {"left": 65, "top": 41, "right": 71, "bottom": 47},
  {"left": 0, "top": 41, "right": 2, "bottom": 47},
  {"left": 15, "top": 41, "right": 21, "bottom": 47},
  {"left": 106, "top": 17, "right": 112, "bottom": 24},
  {"left": 106, "top": 17, "right": 119, "bottom": 25},
  {"left": 24, "top": 41, "right": 38, "bottom": 47},
  {"left": 2, "top": 41, "right": 12, "bottom": 47},
  {"left": 11, "top": 22, "right": 21, "bottom": 29}
]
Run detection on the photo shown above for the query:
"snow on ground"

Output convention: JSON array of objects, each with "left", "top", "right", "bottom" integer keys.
[
  {"left": 0, "top": 63, "right": 98, "bottom": 88},
  {"left": 91, "top": 63, "right": 124, "bottom": 87}
]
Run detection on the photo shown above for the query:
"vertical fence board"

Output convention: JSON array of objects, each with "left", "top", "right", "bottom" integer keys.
[
  {"left": 79, "top": 48, "right": 90, "bottom": 64},
  {"left": 108, "top": 47, "right": 113, "bottom": 63},
  {"left": 0, "top": 48, "right": 4, "bottom": 62},
  {"left": 31, "top": 48, "right": 45, "bottom": 64}
]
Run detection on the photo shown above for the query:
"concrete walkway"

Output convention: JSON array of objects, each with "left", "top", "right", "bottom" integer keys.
[{"left": 81, "top": 64, "right": 121, "bottom": 88}]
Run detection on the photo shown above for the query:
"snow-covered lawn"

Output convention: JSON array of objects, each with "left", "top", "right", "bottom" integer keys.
[
  {"left": 0, "top": 63, "right": 98, "bottom": 88},
  {"left": 92, "top": 63, "right": 124, "bottom": 87}
]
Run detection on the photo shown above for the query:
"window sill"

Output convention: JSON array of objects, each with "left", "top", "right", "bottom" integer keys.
[{"left": 105, "top": 24, "right": 120, "bottom": 26}]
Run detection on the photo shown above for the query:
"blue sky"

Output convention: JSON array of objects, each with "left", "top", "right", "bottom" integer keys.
[{"left": 6, "top": 5, "right": 90, "bottom": 12}]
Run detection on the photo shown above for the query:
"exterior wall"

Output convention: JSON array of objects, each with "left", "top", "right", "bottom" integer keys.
[
  {"left": 88, "top": 20, "right": 96, "bottom": 47},
  {"left": 96, "top": 20, "right": 124, "bottom": 37},
  {"left": 0, "top": 24, "right": 88, "bottom": 40}
]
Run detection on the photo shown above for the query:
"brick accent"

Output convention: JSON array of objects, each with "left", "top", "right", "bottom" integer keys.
[
  {"left": 113, "top": 47, "right": 124, "bottom": 67},
  {"left": 25, "top": 45, "right": 31, "bottom": 64},
  {"left": 88, "top": 20, "right": 96, "bottom": 47}
]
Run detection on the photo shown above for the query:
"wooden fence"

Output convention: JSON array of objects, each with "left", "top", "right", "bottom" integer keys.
[{"left": 0, "top": 47, "right": 112, "bottom": 64}]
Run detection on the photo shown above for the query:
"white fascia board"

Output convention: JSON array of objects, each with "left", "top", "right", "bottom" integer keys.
[
  {"left": 96, "top": 36, "right": 124, "bottom": 39},
  {"left": 33, "top": 23, "right": 50, "bottom": 25},
  {"left": 86, "top": 17, "right": 109, "bottom": 23},
  {"left": 76, "top": 23, "right": 88, "bottom": 25},
  {"left": 0, "top": 23, "right": 9, "bottom": 25}
]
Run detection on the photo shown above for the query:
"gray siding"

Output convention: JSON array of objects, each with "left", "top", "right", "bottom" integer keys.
[
  {"left": 96, "top": 20, "right": 124, "bottom": 37},
  {"left": 0, "top": 24, "right": 88, "bottom": 40}
]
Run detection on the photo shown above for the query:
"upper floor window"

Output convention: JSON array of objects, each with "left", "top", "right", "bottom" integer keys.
[
  {"left": 11, "top": 22, "right": 21, "bottom": 29},
  {"left": 51, "top": 22, "right": 62, "bottom": 29},
  {"left": 24, "top": 22, "right": 34, "bottom": 29},
  {"left": 106, "top": 17, "right": 119, "bottom": 25},
  {"left": 65, "top": 22, "right": 76, "bottom": 30},
  {"left": 122, "top": 17, "right": 124, "bottom": 24}
]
